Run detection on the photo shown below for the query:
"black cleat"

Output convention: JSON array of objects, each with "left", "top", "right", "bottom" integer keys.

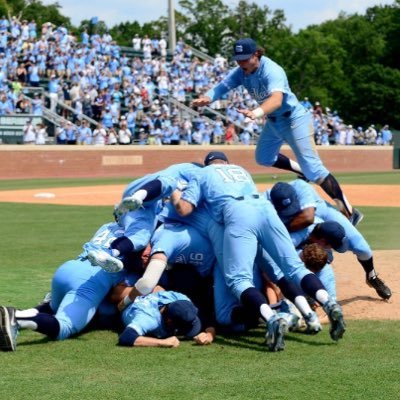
[
  {"left": 367, "top": 276, "right": 392, "bottom": 300},
  {"left": 349, "top": 208, "right": 364, "bottom": 227},
  {"left": 0, "top": 306, "right": 18, "bottom": 351}
]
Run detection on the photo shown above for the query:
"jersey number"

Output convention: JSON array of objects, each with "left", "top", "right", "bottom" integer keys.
[{"left": 215, "top": 166, "right": 250, "bottom": 183}]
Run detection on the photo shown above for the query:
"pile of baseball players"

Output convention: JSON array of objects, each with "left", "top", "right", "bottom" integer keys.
[{"left": 0, "top": 38, "right": 392, "bottom": 352}]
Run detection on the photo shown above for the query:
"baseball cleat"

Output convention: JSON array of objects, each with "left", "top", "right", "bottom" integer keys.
[
  {"left": 120, "top": 195, "right": 143, "bottom": 212},
  {"left": 39, "top": 292, "right": 52, "bottom": 306},
  {"left": 0, "top": 306, "right": 18, "bottom": 351},
  {"left": 323, "top": 301, "right": 346, "bottom": 341},
  {"left": 296, "top": 172, "right": 310, "bottom": 183},
  {"left": 367, "top": 276, "right": 392, "bottom": 300},
  {"left": 87, "top": 249, "right": 124, "bottom": 273},
  {"left": 265, "top": 315, "right": 288, "bottom": 352},
  {"left": 278, "top": 300, "right": 305, "bottom": 332},
  {"left": 304, "top": 311, "right": 322, "bottom": 335},
  {"left": 349, "top": 208, "right": 364, "bottom": 227}
]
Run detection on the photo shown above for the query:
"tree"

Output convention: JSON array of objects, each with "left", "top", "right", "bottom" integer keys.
[
  {"left": 178, "top": 0, "right": 231, "bottom": 54},
  {"left": 0, "top": 0, "right": 70, "bottom": 28}
]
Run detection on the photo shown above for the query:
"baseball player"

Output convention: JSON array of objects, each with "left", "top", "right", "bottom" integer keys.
[
  {"left": 171, "top": 151, "right": 346, "bottom": 351},
  {"left": 118, "top": 221, "right": 217, "bottom": 345},
  {"left": 88, "top": 163, "right": 203, "bottom": 273},
  {"left": 268, "top": 180, "right": 392, "bottom": 300},
  {"left": 118, "top": 290, "right": 202, "bottom": 348},
  {"left": 0, "top": 221, "right": 141, "bottom": 352},
  {"left": 192, "top": 38, "right": 362, "bottom": 226}
]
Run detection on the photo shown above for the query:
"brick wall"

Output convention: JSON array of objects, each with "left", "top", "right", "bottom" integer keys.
[{"left": 0, "top": 145, "right": 394, "bottom": 179}]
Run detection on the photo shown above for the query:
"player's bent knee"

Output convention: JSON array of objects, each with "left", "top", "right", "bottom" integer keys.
[{"left": 255, "top": 151, "right": 274, "bottom": 167}]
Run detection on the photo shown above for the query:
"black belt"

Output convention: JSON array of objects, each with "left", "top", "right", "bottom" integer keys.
[
  {"left": 235, "top": 194, "right": 260, "bottom": 201},
  {"left": 268, "top": 111, "right": 291, "bottom": 122}
]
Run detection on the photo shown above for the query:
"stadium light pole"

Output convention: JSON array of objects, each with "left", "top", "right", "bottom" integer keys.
[{"left": 168, "top": 0, "right": 176, "bottom": 53}]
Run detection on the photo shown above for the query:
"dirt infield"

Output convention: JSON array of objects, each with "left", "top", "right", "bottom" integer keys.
[
  {"left": 0, "top": 184, "right": 398, "bottom": 321},
  {"left": 0, "top": 184, "right": 399, "bottom": 207}
]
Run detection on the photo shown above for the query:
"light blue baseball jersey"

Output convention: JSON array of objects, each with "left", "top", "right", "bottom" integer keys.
[
  {"left": 273, "top": 180, "right": 372, "bottom": 260},
  {"left": 150, "top": 222, "right": 215, "bottom": 277},
  {"left": 182, "top": 164, "right": 259, "bottom": 224},
  {"left": 122, "top": 291, "right": 192, "bottom": 338},
  {"left": 182, "top": 164, "right": 313, "bottom": 298},
  {"left": 80, "top": 222, "right": 125, "bottom": 257},
  {"left": 159, "top": 198, "right": 215, "bottom": 239},
  {"left": 206, "top": 56, "right": 303, "bottom": 119}
]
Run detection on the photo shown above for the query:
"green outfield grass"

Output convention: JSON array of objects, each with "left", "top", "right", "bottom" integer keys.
[
  {"left": 0, "top": 321, "right": 398, "bottom": 400},
  {"left": 0, "top": 182, "right": 399, "bottom": 399},
  {"left": 0, "top": 171, "right": 399, "bottom": 191}
]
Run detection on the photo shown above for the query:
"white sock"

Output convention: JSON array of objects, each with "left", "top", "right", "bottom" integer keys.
[
  {"left": 15, "top": 308, "right": 39, "bottom": 330},
  {"left": 315, "top": 289, "right": 330, "bottom": 305},
  {"left": 260, "top": 304, "right": 275, "bottom": 322},
  {"left": 133, "top": 189, "right": 147, "bottom": 201},
  {"left": 294, "top": 296, "right": 313, "bottom": 316}
]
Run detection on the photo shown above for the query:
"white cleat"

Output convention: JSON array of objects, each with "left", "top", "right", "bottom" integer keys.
[
  {"left": 265, "top": 315, "right": 288, "bottom": 352},
  {"left": 304, "top": 311, "right": 322, "bottom": 334},
  {"left": 87, "top": 249, "right": 124, "bottom": 273},
  {"left": 120, "top": 195, "right": 143, "bottom": 212}
]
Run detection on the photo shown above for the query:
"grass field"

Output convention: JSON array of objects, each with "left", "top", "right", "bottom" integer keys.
[
  {"left": 0, "top": 170, "right": 399, "bottom": 191},
  {"left": 0, "top": 173, "right": 399, "bottom": 400}
]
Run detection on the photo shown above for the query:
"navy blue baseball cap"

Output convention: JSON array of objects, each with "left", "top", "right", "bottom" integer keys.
[
  {"left": 204, "top": 151, "right": 229, "bottom": 166},
  {"left": 314, "top": 221, "right": 346, "bottom": 251},
  {"left": 233, "top": 38, "right": 257, "bottom": 61},
  {"left": 165, "top": 300, "right": 201, "bottom": 338},
  {"left": 269, "top": 182, "right": 301, "bottom": 218}
]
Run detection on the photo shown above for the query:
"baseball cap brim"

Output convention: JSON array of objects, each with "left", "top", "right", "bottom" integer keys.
[
  {"left": 277, "top": 199, "right": 301, "bottom": 218},
  {"left": 233, "top": 53, "right": 254, "bottom": 61}
]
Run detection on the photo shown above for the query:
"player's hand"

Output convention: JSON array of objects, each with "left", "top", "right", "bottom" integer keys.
[
  {"left": 237, "top": 108, "right": 257, "bottom": 119},
  {"left": 164, "top": 336, "right": 180, "bottom": 348},
  {"left": 192, "top": 96, "right": 211, "bottom": 108},
  {"left": 194, "top": 332, "right": 214, "bottom": 345}
]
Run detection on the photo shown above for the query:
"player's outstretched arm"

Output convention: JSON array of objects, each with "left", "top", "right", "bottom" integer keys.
[
  {"left": 134, "top": 336, "right": 180, "bottom": 348},
  {"left": 192, "top": 95, "right": 211, "bottom": 108}
]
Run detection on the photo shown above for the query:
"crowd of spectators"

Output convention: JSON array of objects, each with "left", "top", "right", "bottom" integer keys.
[
  {"left": 301, "top": 98, "right": 393, "bottom": 146},
  {"left": 0, "top": 14, "right": 393, "bottom": 146}
]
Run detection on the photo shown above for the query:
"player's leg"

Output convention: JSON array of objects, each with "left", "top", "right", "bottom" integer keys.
[
  {"left": 254, "top": 123, "right": 284, "bottom": 167},
  {"left": 260, "top": 203, "right": 345, "bottom": 341},
  {"left": 256, "top": 234, "right": 322, "bottom": 333},
  {"left": 323, "top": 205, "right": 391, "bottom": 299},
  {"left": 223, "top": 212, "right": 288, "bottom": 351},
  {"left": 284, "top": 114, "right": 361, "bottom": 223},
  {"left": 256, "top": 121, "right": 309, "bottom": 180}
]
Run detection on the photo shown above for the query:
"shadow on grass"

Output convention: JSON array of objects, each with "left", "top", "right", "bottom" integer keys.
[{"left": 211, "top": 328, "right": 336, "bottom": 352}]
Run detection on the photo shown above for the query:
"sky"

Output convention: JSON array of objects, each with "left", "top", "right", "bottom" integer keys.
[{"left": 42, "top": 0, "right": 395, "bottom": 31}]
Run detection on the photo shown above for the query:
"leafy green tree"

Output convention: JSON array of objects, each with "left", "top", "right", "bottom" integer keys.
[
  {"left": 0, "top": 0, "right": 70, "bottom": 28},
  {"left": 110, "top": 20, "right": 142, "bottom": 46},
  {"left": 347, "top": 64, "right": 400, "bottom": 127},
  {"left": 274, "top": 29, "right": 348, "bottom": 108},
  {"left": 178, "top": 0, "right": 231, "bottom": 54}
]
